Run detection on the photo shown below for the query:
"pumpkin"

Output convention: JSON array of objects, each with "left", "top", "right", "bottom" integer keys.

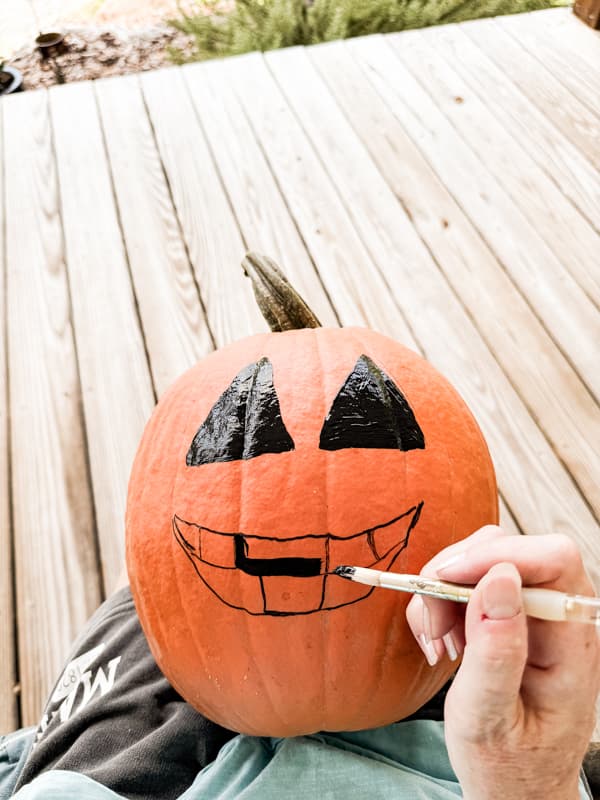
[{"left": 126, "top": 254, "right": 498, "bottom": 737}]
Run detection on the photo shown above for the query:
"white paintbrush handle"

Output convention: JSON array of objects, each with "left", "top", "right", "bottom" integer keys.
[
  {"left": 337, "top": 567, "right": 600, "bottom": 625},
  {"left": 522, "top": 587, "right": 568, "bottom": 621},
  {"left": 523, "top": 589, "right": 600, "bottom": 625}
]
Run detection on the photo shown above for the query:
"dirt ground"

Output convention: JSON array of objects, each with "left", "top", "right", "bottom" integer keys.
[
  {"left": 2, "top": 0, "right": 199, "bottom": 57},
  {"left": 2, "top": 1, "right": 203, "bottom": 91}
]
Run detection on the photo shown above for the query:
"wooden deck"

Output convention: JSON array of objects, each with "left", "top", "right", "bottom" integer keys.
[{"left": 1, "top": 7, "right": 599, "bottom": 734}]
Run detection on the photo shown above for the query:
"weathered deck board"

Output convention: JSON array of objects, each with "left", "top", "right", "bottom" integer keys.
[
  {"left": 394, "top": 27, "right": 600, "bottom": 309},
  {"left": 530, "top": 4, "right": 600, "bottom": 66},
  {"left": 262, "top": 44, "right": 600, "bottom": 566},
  {"left": 181, "top": 61, "right": 340, "bottom": 331},
  {"left": 308, "top": 38, "right": 600, "bottom": 526},
  {"left": 462, "top": 18, "right": 600, "bottom": 171},
  {"left": 1, "top": 7, "right": 599, "bottom": 737},
  {"left": 140, "top": 67, "right": 266, "bottom": 348},
  {"left": 50, "top": 82, "right": 156, "bottom": 596},
  {"left": 377, "top": 34, "right": 600, "bottom": 404},
  {"left": 95, "top": 74, "right": 214, "bottom": 396},
  {"left": 222, "top": 53, "right": 420, "bottom": 349},
  {"left": 499, "top": 11, "right": 600, "bottom": 115},
  {"left": 4, "top": 90, "right": 102, "bottom": 725},
  {"left": 423, "top": 23, "right": 600, "bottom": 237},
  {"left": 0, "top": 106, "right": 17, "bottom": 734}
]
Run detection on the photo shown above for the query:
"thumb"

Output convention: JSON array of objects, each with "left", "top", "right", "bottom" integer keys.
[{"left": 449, "top": 562, "right": 527, "bottom": 736}]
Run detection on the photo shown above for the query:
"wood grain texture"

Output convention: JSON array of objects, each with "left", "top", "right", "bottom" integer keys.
[
  {"left": 499, "top": 10, "right": 599, "bottom": 114},
  {"left": 309, "top": 38, "right": 600, "bottom": 524},
  {"left": 3, "top": 90, "right": 101, "bottom": 725},
  {"left": 574, "top": 0, "right": 600, "bottom": 28},
  {"left": 542, "top": 6, "right": 600, "bottom": 56},
  {"left": 498, "top": 500, "right": 521, "bottom": 537},
  {"left": 140, "top": 67, "right": 266, "bottom": 348},
  {"left": 432, "top": 22, "right": 600, "bottom": 236},
  {"left": 362, "top": 35, "right": 600, "bottom": 404},
  {"left": 95, "top": 74, "right": 214, "bottom": 397},
  {"left": 223, "top": 52, "right": 419, "bottom": 350},
  {"left": 182, "top": 60, "right": 340, "bottom": 331},
  {"left": 408, "top": 23, "right": 600, "bottom": 302},
  {"left": 50, "top": 81, "right": 155, "bottom": 589},
  {"left": 0, "top": 102, "right": 18, "bottom": 735},
  {"left": 265, "top": 44, "right": 600, "bottom": 588},
  {"left": 461, "top": 17, "right": 600, "bottom": 171}
]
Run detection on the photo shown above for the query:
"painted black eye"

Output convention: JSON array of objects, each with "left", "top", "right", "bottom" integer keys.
[
  {"left": 319, "top": 355, "right": 425, "bottom": 452},
  {"left": 187, "top": 358, "right": 294, "bottom": 465}
]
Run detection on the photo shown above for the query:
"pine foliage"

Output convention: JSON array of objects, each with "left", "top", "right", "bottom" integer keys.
[{"left": 169, "top": 0, "right": 569, "bottom": 62}]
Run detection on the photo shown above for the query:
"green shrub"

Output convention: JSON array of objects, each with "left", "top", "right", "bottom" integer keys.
[{"left": 168, "top": 0, "right": 570, "bottom": 62}]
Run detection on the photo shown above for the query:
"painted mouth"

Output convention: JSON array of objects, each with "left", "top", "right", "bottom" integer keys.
[{"left": 173, "top": 502, "right": 423, "bottom": 616}]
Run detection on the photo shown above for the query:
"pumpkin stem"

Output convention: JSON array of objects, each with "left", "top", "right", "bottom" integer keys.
[{"left": 242, "top": 252, "right": 322, "bottom": 332}]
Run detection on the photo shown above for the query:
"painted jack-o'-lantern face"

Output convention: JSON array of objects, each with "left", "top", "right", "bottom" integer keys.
[
  {"left": 173, "top": 353, "right": 426, "bottom": 616},
  {"left": 127, "top": 325, "right": 498, "bottom": 737},
  {"left": 127, "top": 252, "right": 497, "bottom": 737}
]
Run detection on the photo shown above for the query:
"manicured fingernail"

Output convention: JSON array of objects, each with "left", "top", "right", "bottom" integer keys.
[
  {"left": 436, "top": 552, "right": 465, "bottom": 573},
  {"left": 418, "top": 634, "right": 439, "bottom": 666},
  {"left": 482, "top": 563, "right": 522, "bottom": 620},
  {"left": 442, "top": 631, "right": 459, "bottom": 662},
  {"left": 422, "top": 599, "right": 433, "bottom": 644}
]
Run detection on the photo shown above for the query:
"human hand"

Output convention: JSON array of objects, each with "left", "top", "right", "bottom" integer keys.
[{"left": 406, "top": 526, "right": 600, "bottom": 800}]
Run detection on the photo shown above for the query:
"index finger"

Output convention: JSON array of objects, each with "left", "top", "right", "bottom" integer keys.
[
  {"left": 439, "top": 533, "right": 599, "bottom": 691},
  {"left": 409, "top": 525, "right": 513, "bottom": 640},
  {"left": 436, "top": 533, "right": 593, "bottom": 595}
]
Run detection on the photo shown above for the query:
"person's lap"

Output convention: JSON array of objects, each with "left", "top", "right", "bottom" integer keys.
[
  {"left": 0, "top": 727, "right": 36, "bottom": 800},
  {"left": 6, "top": 585, "right": 593, "bottom": 800},
  {"left": 9, "top": 587, "right": 235, "bottom": 800}
]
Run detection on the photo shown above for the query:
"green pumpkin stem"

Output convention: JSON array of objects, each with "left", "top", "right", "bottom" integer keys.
[{"left": 242, "top": 252, "right": 322, "bottom": 332}]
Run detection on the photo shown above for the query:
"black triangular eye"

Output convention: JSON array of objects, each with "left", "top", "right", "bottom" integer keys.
[
  {"left": 319, "top": 355, "right": 425, "bottom": 452},
  {"left": 187, "top": 358, "right": 294, "bottom": 465}
]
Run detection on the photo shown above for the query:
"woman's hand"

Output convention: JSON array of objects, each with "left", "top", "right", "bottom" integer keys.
[{"left": 406, "top": 526, "right": 600, "bottom": 800}]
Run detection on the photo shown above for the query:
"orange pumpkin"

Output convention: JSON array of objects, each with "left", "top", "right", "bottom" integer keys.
[{"left": 126, "top": 254, "right": 498, "bottom": 736}]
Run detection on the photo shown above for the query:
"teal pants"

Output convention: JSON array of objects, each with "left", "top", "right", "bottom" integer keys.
[{"left": 0, "top": 728, "right": 35, "bottom": 800}]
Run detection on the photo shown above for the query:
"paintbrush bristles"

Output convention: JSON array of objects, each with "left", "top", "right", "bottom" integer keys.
[{"left": 333, "top": 565, "right": 356, "bottom": 578}]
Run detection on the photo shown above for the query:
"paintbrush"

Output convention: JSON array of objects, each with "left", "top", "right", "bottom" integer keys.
[{"left": 333, "top": 565, "right": 600, "bottom": 625}]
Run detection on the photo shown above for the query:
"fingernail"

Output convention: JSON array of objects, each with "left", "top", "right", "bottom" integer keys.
[
  {"left": 422, "top": 599, "right": 433, "bottom": 644},
  {"left": 418, "top": 634, "right": 439, "bottom": 667},
  {"left": 436, "top": 552, "right": 465, "bottom": 574},
  {"left": 482, "top": 563, "right": 522, "bottom": 620},
  {"left": 442, "top": 631, "right": 459, "bottom": 662}
]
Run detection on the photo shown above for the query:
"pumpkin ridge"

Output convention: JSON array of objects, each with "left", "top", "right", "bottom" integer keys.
[
  {"left": 347, "top": 326, "right": 389, "bottom": 708},
  {"left": 240, "top": 391, "right": 291, "bottom": 734},
  {"left": 172, "top": 537, "right": 221, "bottom": 724},
  {"left": 314, "top": 326, "right": 331, "bottom": 732},
  {"left": 174, "top": 396, "right": 219, "bottom": 726}
]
